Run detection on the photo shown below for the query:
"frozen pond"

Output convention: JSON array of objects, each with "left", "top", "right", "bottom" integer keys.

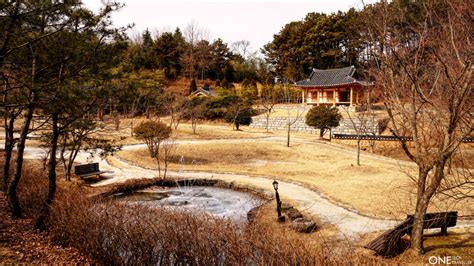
[{"left": 117, "top": 186, "right": 265, "bottom": 223}]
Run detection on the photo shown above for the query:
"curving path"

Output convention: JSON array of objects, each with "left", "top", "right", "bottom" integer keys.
[
  {"left": 18, "top": 137, "right": 472, "bottom": 239},
  {"left": 19, "top": 138, "right": 401, "bottom": 239}
]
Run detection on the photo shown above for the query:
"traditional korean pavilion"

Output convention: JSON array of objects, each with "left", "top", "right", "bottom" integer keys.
[{"left": 295, "top": 66, "right": 370, "bottom": 106}]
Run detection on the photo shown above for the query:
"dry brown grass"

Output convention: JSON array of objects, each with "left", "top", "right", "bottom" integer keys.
[
  {"left": 258, "top": 201, "right": 474, "bottom": 264},
  {"left": 332, "top": 139, "right": 474, "bottom": 166},
  {"left": 0, "top": 155, "right": 47, "bottom": 217},
  {"left": 48, "top": 185, "right": 378, "bottom": 265},
  {"left": 359, "top": 227, "right": 474, "bottom": 264},
  {"left": 85, "top": 117, "right": 271, "bottom": 146},
  {"left": 1, "top": 155, "right": 471, "bottom": 264},
  {"left": 172, "top": 121, "right": 269, "bottom": 140},
  {"left": 118, "top": 141, "right": 473, "bottom": 219}
]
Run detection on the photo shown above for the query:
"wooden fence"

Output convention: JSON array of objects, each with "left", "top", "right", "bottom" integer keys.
[{"left": 332, "top": 134, "right": 474, "bottom": 143}]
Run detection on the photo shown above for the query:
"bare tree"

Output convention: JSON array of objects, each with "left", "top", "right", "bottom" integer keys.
[
  {"left": 162, "top": 138, "right": 177, "bottom": 179},
  {"left": 260, "top": 85, "right": 276, "bottom": 132},
  {"left": 158, "top": 93, "right": 186, "bottom": 130},
  {"left": 367, "top": 0, "right": 472, "bottom": 254},
  {"left": 231, "top": 40, "right": 255, "bottom": 60},
  {"left": 182, "top": 98, "right": 205, "bottom": 134},
  {"left": 182, "top": 21, "right": 209, "bottom": 79},
  {"left": 133, "top": 121, "right": 172, "bottom": 178},
  {"left": 1, "top": 76, "right": 23, "bottom": 191},
  {"left": 282, "top": 85, "right": 305, "bottom": 147},
  {"left": 344, "top": 107, "right": 378, "bottom": 166},
  {"left": 129, "top": 29, "right": 143, "bottom": 44},
  {"left": 58, "top": 119, "right": 120, "bottom": 181},
  {"left": 195, "top": 40, "right": 212, "bottom": 80}
]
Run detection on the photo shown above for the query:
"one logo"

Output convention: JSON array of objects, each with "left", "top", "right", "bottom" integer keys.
[{"left": 428, "top": 256, "right": 471, "bottom": 265}]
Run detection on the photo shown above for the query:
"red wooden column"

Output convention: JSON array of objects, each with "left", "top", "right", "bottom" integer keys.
[{"left": 350, "top": 87, "right": 354, "bottom": 106}]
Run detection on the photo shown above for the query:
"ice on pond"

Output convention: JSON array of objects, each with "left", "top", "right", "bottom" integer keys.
[{"left": 119, "top": 186, "right": 265, "bottom": 223}]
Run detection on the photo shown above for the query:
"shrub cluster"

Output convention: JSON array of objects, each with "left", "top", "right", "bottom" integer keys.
[{"left": 48, "top": 191, "right": 343, "bottom": 265}]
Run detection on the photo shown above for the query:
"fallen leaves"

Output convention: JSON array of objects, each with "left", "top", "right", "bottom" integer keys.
[{"left": 0, "top": 192, "right": 93, "bottom": 264}]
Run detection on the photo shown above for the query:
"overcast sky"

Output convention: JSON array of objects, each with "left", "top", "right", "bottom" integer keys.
[{"left": 82, "top": 0, "right": 377, "bottom": 53}]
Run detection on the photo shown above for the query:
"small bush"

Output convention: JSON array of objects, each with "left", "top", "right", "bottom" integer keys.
[
  {"left": 306, "top": 105, "right": 342, "bottom": 138},
  {"left": 133, "top": 120, "right": 171, "bottom": 157}
]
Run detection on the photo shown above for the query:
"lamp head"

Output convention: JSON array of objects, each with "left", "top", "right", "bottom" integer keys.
[{"left": 272, "top": 180, "right": 278, "bottom": 190}]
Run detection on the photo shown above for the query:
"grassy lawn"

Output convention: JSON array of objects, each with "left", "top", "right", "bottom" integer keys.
[
  {"left": 92, "top": 117, "right": 271, "bottom": 146},
  {"left": 116, "top": 138, "right": 473, "bottom": 219},
  {"left": 8, "top": 115, "right": 471, "bottom": 220}
]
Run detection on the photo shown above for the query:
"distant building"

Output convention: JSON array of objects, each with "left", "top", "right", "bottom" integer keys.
[
  {"left": 191, "top": 87, "right": 217, "bottom": 97},
  {"left": 295, "top": 66, "right": 371, "bottom": 106}
]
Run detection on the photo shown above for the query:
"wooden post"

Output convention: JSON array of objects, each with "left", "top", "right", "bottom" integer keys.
[
  {"left": 301, "top": 89, "right": 305, "bottom": 106},
  {"left": 366, "top": 89, "right": 370, "bottom": 108},
  {"left": 441, "top": 225, "right": 447, "bottom": 235},
  {"left": 318, "top": 89, "right": 323, "bottom": 106},
  {"left": 333, "top": 88, "right": 336, "bottom": 106},
  {"left": 350, "top": 87, "right": 353, "bottom": 106}
]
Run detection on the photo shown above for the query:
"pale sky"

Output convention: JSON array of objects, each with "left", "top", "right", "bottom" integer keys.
[{"left": 82, "top": 0, "right": 377, "bottom": 53}]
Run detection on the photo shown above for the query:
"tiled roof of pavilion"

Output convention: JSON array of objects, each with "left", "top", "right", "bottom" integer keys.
[{"left": 295, "top": 66, "right": 370, "bottom": 87}]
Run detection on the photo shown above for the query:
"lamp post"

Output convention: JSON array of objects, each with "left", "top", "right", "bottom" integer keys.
[{"left": 272, "top": 180, "right": 285, "bottom": 222}]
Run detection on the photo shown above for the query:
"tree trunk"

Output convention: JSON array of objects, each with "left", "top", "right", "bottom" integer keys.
[
  {"left": 2, "top": 112, "right": 15, "bottom": 192},
  {"left": 131, "top": 101, "right": 136, "bottom": 117},
  {"left": 66, "top": 147, "right": 80, "bottom": 182},
  {"left": 287, "top": 123, "right": 291, "bottom": 147},
  {"left": 192, "top": 119, "right": 197, "bottom": 134},
  {"left": 146, "top": 97, "right": 150, "bottom": 119},
  {"left": 163, "top": 148, "right": 169, "bottom": 179},
  {"left": 156, "top": 146, "right": 161, "bottom": 178},
  {"left": 169, "top": 112, "right": 174, "bottom": 128},
  {"left": 319, "top": 128, "right": 324, "bottom": 138},
  {"left": 410, "top": 167, "right": 430, "bottom": 254},
  {"left": 65, "top": 162, "right": 72, "bottom": 181},
  {"left": 411, "top": 197, "right": 429, "bottom": 254},
  {"left": 173, "top": 117, "right": 181, "bottom": 130},
  {"left": 59, "top": 144, "right": 68, "bottom": 181},
  {"left": 7, "top": 99, "right": 35, "bottom": 218},
  {"left": 36, "top": 112, "right": 59, "bottom": 230},
  {"left": 266, "top": 114, "right": 270, "bottom": 132},
  {"left": 357, "top": 139, "right": 361, "bottom": 166}
]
